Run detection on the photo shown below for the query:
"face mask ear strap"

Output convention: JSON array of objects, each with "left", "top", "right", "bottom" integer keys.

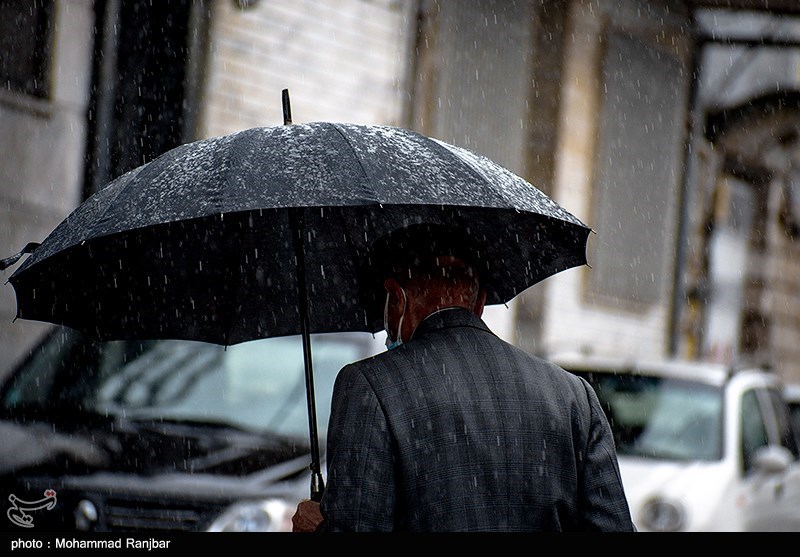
[
  {"left": 396, "top": 287, "right": 407, "bottom": 340},
  {"left": 396, "top": 286, "right": 408, "bottom": 343},
  {"left": 383, "top": 290, "right": 391, "bottom": 330},
  {"left": 384, "top": 286, "right": 407, "bottom": 349}
]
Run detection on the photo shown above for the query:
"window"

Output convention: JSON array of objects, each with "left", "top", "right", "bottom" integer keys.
[
  {"left": 741, "top": 389, "right": 770, "bottom": 473},
  {"left": 2, "top": 327, "right": 378, "bottom": 439},
  {"left": 767, "top": 388, "right": 800, "bottom": 459},
  {"left": 588, "top": 30, "right": 685, "bottom": 307},
  {"left": 412, "top": 0, "right": 532, "bottom": 176},
  {"left": 572, "top": 370, "right": 723, "bottom": 461},
  {"left": 0, "top": 0, "right": 55, "bottom": 99}
]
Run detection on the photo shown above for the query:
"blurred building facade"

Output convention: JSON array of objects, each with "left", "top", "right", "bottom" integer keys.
[
  {"left": 0, "top": 0, "right": 95, "bottom": 375},
  {"left": 3, "top": 0, "right": 800, "bottom": 384}
]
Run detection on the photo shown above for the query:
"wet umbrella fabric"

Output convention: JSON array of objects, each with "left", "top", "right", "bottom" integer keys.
[
  {"left": 5, "top": 123, "right": 590, "bottom": 343},
  {"left": 2, "top": 122, "right": 591, "bottom": 501}
]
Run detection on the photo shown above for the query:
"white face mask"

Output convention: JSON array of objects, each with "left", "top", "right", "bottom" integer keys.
[{"left": 383, "top": 287, "right": 406, "bottom": 350}]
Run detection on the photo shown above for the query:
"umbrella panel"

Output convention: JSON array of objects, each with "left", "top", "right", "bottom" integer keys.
[{"left": 10, "top": 204, "right": 588, "bottom": 345}]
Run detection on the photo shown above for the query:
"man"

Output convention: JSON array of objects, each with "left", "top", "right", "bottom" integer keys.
[{"left": 293, "top": 225, "right": 634, "bottom": 532}]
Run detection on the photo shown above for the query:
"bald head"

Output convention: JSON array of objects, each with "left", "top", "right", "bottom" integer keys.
[
  {"left": 387, "top": 253, "right": 482, "bottom": 311},
  {"left": 370, "top": 224, "right": 488, "bottom": 344},
  {"left": 382, "top": 251, "right": 486, "bottom": 345}
]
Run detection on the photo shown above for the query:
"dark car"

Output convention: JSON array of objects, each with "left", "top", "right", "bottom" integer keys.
[{"left": 0, "top": 326, "right": 381, "bottom": 532}]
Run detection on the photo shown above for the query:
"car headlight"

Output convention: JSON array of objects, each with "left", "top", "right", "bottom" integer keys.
[
  {"left": 206, "top": 498, "right": 295, "bottom": 532},
  {"left": 639, "top": 497, "right": 685, "bottom": 532}
]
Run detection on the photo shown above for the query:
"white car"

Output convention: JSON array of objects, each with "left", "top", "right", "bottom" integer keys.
[{"left": 554, "top": 354, "right": 800, "bottom": 532}]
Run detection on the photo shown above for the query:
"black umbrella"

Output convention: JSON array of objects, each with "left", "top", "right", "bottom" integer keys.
[{"left": 2, "top": 92, "right": 591, "bottom": 500}]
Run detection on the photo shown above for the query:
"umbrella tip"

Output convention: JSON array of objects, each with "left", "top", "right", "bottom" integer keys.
[
  {"left": 282, "top": 89, "right": 292, "bottom": 125},
  {"left": 0, "top": 242, "right": 40, "bottom": 271}
]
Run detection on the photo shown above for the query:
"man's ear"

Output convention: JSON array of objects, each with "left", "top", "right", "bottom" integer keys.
[
  {"left": 384, "top": 277, "right": 403, "bottom": 306},
  {"left": 473, "top": 289, "right": 487, "bottom": 317}
]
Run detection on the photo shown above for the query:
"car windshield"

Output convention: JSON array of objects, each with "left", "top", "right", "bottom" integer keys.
[
  {"left": 573, "top": 371, "right": 724, "bottom": 461},
  {"left": 1, "top": 327, "right": 380, "bottom": 440}
]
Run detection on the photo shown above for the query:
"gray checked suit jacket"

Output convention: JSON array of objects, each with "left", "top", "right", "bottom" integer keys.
[{"left": 319, "top": 307, "right": 634, "bottom": 532}]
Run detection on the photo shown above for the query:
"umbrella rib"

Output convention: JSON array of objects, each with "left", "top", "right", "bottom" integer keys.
[
  {"left": 83, "top": 166, "right": 147, "bottom": 241},
  {"left": 330, "top": 124, "right": 374, "bottom": 200},
  {"left": 422, "top": 138, "right": 501, "bottom": 208},
  {"left": 78, "top": 167, "right": 147, "bottom": 334},
  {"left": 218, "top": 139, "right": 238, "bottom": 345},
  {"left": 220, "top": 213, "right": 246, "bottom": 345}
]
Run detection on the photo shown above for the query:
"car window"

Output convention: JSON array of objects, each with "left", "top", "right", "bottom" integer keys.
[
  {"left": 766, "top": 388, "right": 800, "bottom": 459},
  {"left": 1, "top": 327, "right": 380, "bottom": 440},
  {"left": 789, "top": 400, "right": 800, "bottom": 446},
  {"left": 572, "top": 371, "right": 723, "bottom": 461},
  {"left": 1, "top": 329, "right": 86, "bottom": 407},
  {"left": 741, "top": 389, "right": 770, "bottom": 473}
]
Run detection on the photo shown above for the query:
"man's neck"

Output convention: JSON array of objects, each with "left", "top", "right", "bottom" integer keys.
[{"left": 410, "top": 306, "right": 470, "bottom": 340}]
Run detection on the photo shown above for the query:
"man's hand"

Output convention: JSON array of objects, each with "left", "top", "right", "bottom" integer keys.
[{"left": 292, "top": 499, "right": 324, "bottom": 532}]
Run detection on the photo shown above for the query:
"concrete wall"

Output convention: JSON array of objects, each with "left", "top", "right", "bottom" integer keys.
[{"left": 0, "top": 0, "right": 95, "bottom": 378}]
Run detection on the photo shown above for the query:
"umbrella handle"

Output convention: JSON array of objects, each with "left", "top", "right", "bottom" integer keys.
[{"left": 300, "top": 319, "right": 326, "bottom": 503}]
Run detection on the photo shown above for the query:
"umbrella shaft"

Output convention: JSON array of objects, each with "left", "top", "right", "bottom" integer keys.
[{"left": 290, "top": 208, "right": 325, "bottom": 500}]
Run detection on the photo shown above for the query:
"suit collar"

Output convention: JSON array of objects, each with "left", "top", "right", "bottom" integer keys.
[{"left": 410, "top": 307, "right": 492, "bottom": 340}]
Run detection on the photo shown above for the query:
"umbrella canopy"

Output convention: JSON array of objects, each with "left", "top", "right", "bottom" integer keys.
[{"left": 5, "top": 122, "right": 590, "bottom": 344}]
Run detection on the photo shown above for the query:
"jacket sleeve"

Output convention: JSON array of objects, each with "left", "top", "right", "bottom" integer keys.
[
  {"left": 576, "top": 376, "right": 636, "bottom": 531},
  {"left": 320, "top": 363, "right": 398, "bottom": 532}
]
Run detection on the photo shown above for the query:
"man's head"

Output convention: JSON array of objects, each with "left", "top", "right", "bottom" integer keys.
[{"left": 371, "top": 224, "right": 487, "bottom": 347}]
